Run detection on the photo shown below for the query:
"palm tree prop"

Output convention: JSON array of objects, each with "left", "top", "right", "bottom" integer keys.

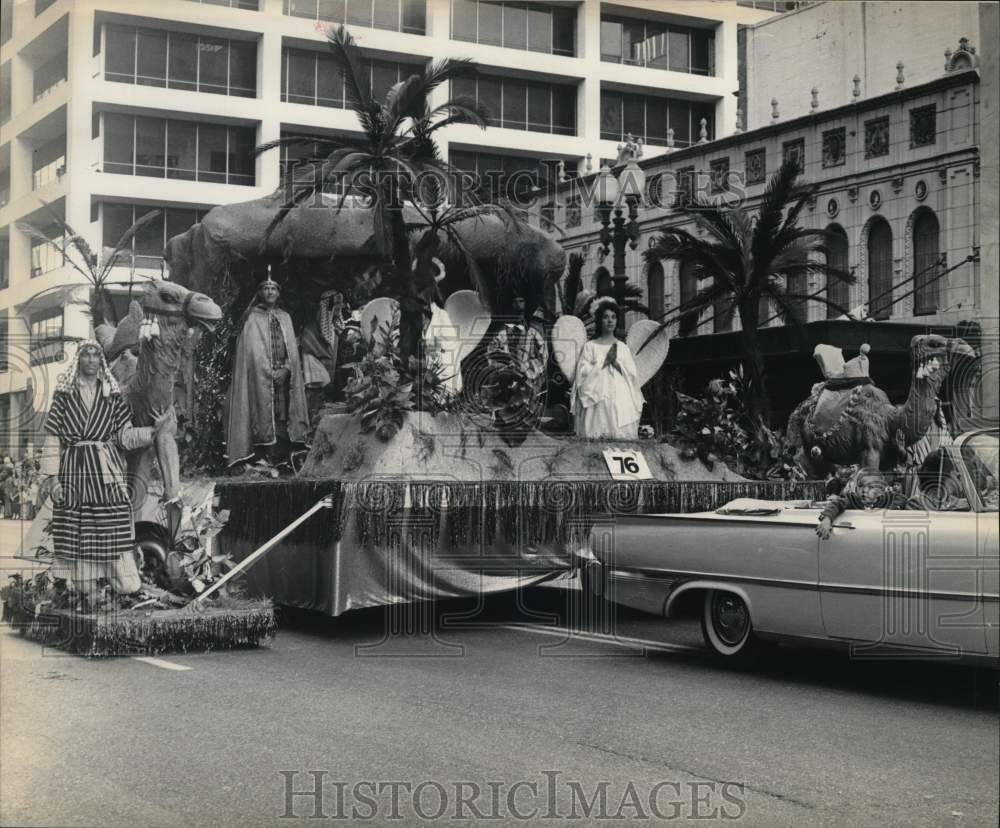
[
  {"left": 17, "top": 200, "right": 162, "bottom": 325},
  {"left": 642, "top": 159, "right": 853, "bottom": 422},
  {"left": 256, "top": 24, "right": 496, "bottom": 364}
]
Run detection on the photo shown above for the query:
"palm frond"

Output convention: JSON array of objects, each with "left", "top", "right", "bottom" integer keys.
[{"left": 325, "top": 24, "right": 376, "bottom": 119}]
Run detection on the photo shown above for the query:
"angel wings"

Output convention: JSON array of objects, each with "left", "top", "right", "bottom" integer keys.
[
  {"left": 358, "top": 289, "right": 491, "bottom": 393},
  {"left": 551, "top": 315, "right": 671, "bottom": 388}
]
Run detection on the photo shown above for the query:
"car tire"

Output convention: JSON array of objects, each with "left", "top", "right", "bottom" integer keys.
[{"left": 701, "top": 590, "right": 760, "bottom": 660}]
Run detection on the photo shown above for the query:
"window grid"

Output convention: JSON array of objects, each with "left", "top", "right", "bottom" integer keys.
[
  {"left": 183, "top": 0, "right": 259, "bottom": 8},
  {"left": 29, "top": 309, "right": 64, "bottom": 366},
  {"left": 451, "top": 1, "right": 575, "bottom": 57},
  {"left": 284, "top": 0, "right": 426, "bottom": 35},
  {"left": 102, "top": 203, "right": 211, "bottom": 269},
  {"left": 103, "top": 114, "right": 256, "bottom": 186},
  {"left": 600, "top": 92, "right": 714, "bottom": 148},
  {"left": 451, "top": 76, "right": 575, "bottom": 136},
  {"left": 913, "top": 211, "right": 940, "bottom": 315},
  {"left": 105, "top": 24, "right": 256, "bottom": 98},
  {"left": 281, "top": 47, "right": 417, "bottom": 108},
  {"left": 600, "top": 15, "right": 713, "bottom": 76}
]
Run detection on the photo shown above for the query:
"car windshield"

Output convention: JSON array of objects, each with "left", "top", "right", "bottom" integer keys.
[{"left": 962, "top": 433, "right": 999, "bottom": 511}]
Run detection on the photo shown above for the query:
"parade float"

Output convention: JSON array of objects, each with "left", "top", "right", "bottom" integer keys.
[
  {"left": 155, "top": 189, "right": 825, "bottom": 620},
  {"left": 3, "top": 26, "right": 837, "bottom": 654}
]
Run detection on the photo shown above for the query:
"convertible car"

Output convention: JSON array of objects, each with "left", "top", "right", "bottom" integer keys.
[{"left": 584, "top": 430, "right": 999, "bottom": 665}]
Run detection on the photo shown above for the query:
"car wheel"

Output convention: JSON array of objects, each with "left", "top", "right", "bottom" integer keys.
[{"left": 701, "top": 590, "right": 759, "bottom": 659}]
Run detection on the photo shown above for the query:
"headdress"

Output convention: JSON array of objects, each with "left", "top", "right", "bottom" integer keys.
[
  {"left": 55, "top": 340, "right": 121, "bottom": 398},
  {"left": 813, "top": 343, "right": 870, "bottom": 380},
  {"left": 257, "top": 265, "right": 281, "bottom": 293}
]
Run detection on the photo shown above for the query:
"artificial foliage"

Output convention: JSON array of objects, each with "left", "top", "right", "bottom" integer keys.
[
  {"left": 671, "top": 368, "right": 806, "bottom": 480},
  {"left": 180, "top": 310, "right": 238, "bottom": 475},
  {"left": 343, "top": 312, "right": 455, "bottom": 441}
]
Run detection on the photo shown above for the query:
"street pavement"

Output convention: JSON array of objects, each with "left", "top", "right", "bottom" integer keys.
[{"left": 1, "top": 519, "right": 998, "bottom": 827}]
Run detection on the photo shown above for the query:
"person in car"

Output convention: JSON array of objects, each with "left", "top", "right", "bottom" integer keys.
[{"left": 816, "top": 451, "right": 966, "bottom": 539}]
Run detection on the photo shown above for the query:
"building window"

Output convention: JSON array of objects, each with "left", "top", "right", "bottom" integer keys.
[
  {"left": 451, "top": 74, "right": 575, "bottom": 135},
  {"left": 822, "top": 127, "right": 846, "bottom": 168},
  {"left": 600, "top": 91, "right": 713, "bottom": 147},
  {"left": 285, "top": 0, "right": 426, "bottom": 35},
  {"left": 102, "top": 204, "right": 211, "bottom": 269},
  {"left": 600, "top": 14, "right": 713, "bottom": 76},
  {"left": 31, "top": 136, "right": 65, "bottom": 190},
  {"left": 709, "top": 157, "right": 729, "bottom": 192},
  {"left": 35, "top": 0, "right": 57, "bottom": 14},
  {"left": 29, "top": 309, "right": 64, "bottom": 366},
  {"left": 1, "top": 62, "right": 11, "bottom": 125},
  {"left": 0, "top": 317, "right": 7, "bottom": 371},
  {"left": 910, "top": 104, "right": 936, "bottom": 148},
  {"left": 452, "top": 1, "right": 574, "bottom": 56},
  {"left": 185, "top": 0, "right": 259, "bottom": 7},
  {"left": 105, "top": 25, "right": 257, "bottom": 98},
  {"left": 782, "top": 138, "right": 804, "bottom": 174},
  {"left": 825, "top": 224, "right": 849, "bottom": 319},
  {"left": 864, "top": 116, "right": 890, "bottom": 159},
  {"left": 1, "top": 0, "right": 12, "bottom": 45},
  {"left": 33, "top": 51, "right": 67, "bottom": 101},
  {"left": 29, "top": 225, "right": 64, "bottom": 277},
  {"left": 744, "top": 148, "right": 765, "bottom": 184},
  {"left": 0, "top": 236, "right": 9, "bottom": 290},
  {"left": 281, "top": 48, "right": 420, "bottom": 107},
  {"left": 736, "top": 0, "right": 803, "bottom": 8},
  {"left": 648, "top": 262, "right": 664, "bottom": 320},
  {"left": 103, "top": 114, "right": 256, "bottom": 186},
  {"left": 449, "top": 150, "right": 570, "bottom": 203},
  {"left": 912, "top": 210, "right": 940, "bottom": 315},
  {"left": 678, "top": 260, "right": 699, "bottom": 337},
  {"left": 713, "top": 278, "right": 732, "bottom": 333},
  {"left": 867, "top": 218, "right": 893, "bottom": 320}
]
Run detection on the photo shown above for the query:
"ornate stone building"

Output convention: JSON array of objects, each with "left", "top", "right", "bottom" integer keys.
[{"left": 544, "top": 37, "right": 989, "bottom": 426}]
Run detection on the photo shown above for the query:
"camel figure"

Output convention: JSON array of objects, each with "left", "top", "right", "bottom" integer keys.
[
  {"left": 95, "top": 281, "right": 222, "bottom": 527},
  {"left": 786, "top": 334, "right": 976, "bottom": 476}
]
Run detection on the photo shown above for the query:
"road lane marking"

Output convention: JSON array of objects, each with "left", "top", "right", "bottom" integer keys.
[
  {"left": 132, "top": 657, "right": 192, "bottom": 671},
  {"left": 496, "top": 624, "right": 704, "bottom": 656}
]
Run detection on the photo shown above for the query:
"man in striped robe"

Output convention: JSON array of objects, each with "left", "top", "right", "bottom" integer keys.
[{"left": 45, "top": 341, "right": 163, "bottom": 600}]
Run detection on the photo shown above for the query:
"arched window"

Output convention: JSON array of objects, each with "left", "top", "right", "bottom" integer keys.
[
  {"left": 912, "top": 210, "right": 940, "bottom": 315},
  {"left": 867, "top": 218, "right": 893, "bottom": 320},
  {"left": 679, "top": 260, "right": 699, "bottom": 337},
  {"left": 713, "top": 276, "right": 732, "bottom": 332},
  {"left": 647, "top": 262, "right": 664, "bottom": 320},
  {"left": 825, "top": 224, "right": 850, "bottom": 319}
]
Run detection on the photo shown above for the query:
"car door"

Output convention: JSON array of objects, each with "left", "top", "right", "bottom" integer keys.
[{"left": 819, "top": 507, "right": 988, "bottom": 656}]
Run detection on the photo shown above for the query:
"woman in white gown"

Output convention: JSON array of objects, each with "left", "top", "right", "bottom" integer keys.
[{"left": 570, "top": 299, "right": 645, "bottom": 439}]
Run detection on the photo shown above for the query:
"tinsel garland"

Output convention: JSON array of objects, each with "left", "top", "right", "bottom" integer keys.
[
  {"left": 2, "top": 598, "right": 276, "bottom": 658},
  {"left": 214, "top": 479, "right": 825, "bottom": 558}
]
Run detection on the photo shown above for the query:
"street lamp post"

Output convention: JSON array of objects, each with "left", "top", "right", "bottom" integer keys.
[{"left": 597, "top": 158, "right": 645, "bottom": 336}]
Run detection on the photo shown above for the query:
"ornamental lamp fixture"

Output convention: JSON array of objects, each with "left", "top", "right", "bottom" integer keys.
[
  {"left": 596, "top": 163, "right": 620, "bottom": 205},
  {"left": 596, "top": 158, "right": 645, "bottom": 335},
  {"left": 619, "top": 159, "right": 646, "bottom": 204}
]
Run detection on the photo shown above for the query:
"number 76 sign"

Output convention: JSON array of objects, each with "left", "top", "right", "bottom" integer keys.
[{"left": 602, "top": 449, "right": 653, "bottom": 480}]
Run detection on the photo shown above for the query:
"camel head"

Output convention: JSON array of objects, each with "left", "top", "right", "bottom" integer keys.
[
  {"left": 139, "top": 280, "right": 222, "bottom": 332},
  {"left": 910, "top": 334, "right": 975, "bottom": 389}
]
